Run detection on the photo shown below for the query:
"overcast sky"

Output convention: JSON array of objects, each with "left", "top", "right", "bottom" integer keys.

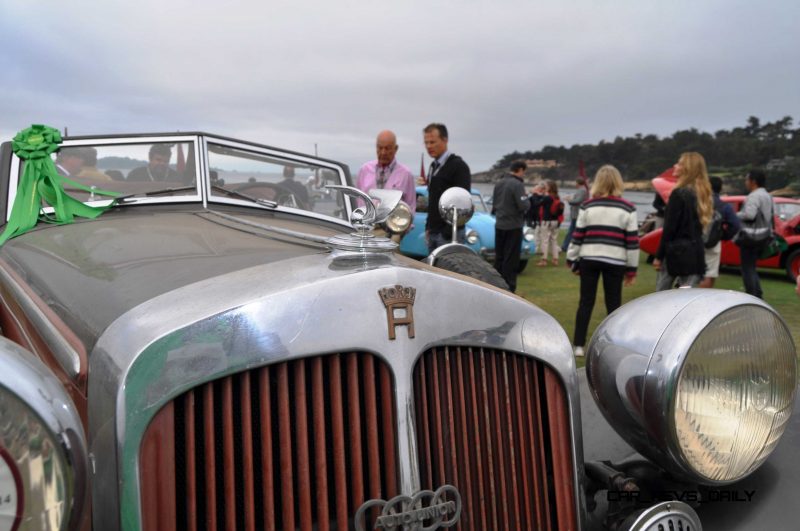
[{"left": 1, "top": 1, "right": 798, "bottom": 172}]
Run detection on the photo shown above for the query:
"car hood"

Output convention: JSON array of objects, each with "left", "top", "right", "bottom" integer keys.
[{"left": 0, "top": 207, "right": 344, "bottom": 350}]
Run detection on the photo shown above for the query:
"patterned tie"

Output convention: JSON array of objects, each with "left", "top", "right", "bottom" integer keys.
[{"left": 378, "top": 167, "right": 387, "bottom": 188}]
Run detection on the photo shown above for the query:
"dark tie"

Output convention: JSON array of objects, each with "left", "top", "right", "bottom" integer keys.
[
  {"left": 430, "top": 160, "right": 440, "bottom": 178},
  {"left": 378, "top": 167, "right": 387, "bottom": 188}
]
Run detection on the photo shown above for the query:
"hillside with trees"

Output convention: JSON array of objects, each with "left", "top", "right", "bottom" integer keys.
[{"left": 488, "top": 116, "right": 800, "bottom": 194}]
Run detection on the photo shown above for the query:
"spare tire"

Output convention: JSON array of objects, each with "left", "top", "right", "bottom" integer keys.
[{"left": 434, "top": 252, "right": 509, "bottom": 290}]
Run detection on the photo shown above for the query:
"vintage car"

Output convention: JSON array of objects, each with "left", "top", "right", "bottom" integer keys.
[
  {"left": 639, "top": 195, "right": 800, "bottom": 281},
  {"left": 399, "top": 186, "right": 535, "bottom": 271},
  {"left": 0, "top": 127, "right": 797, "bottom": 531}
]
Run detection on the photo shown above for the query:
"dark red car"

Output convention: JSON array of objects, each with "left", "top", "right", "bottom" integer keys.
[{"left": 639, "top": 196, "right": 800, "bottom": 281}]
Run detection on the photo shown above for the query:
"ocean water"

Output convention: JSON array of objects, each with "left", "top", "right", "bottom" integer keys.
[{"left": 474, "top": 183, "right": 655, "bottom": 224}]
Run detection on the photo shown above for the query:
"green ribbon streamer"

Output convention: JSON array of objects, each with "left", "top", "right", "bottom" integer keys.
[{"left": 0, "top": 124, "right": 120, "bottom": 245}]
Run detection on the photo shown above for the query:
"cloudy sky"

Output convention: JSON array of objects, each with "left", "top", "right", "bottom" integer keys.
[{"left": 1, "top": 1, "right": 798, "bottom": 172}]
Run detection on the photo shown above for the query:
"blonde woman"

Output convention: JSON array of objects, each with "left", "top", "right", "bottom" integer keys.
[
  {"left": 566, "top": 165, "right": 638, "bottom": 356},
  {"left": 652, "top": 152, "right": 713, "bottom": 290}
]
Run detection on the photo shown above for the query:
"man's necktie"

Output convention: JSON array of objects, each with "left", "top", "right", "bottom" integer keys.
[
  {"left": 378, "top": 167, "right": 386, "bottom": 188},
  {"left": 430, "top": 160, "right": 440, "bottom": 179}
]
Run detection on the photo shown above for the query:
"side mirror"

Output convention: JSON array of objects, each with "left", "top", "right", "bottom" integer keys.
[{"left": 439, "top": 187, "right": 474, "bottom": 227}]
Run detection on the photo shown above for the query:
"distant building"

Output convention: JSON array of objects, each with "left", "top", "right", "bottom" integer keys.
[
  {"left": 766, "top": 156, "right": 796, "bottom": 171},
  {"left": 525, "top": 159, "right": 559, "bottom": 169}
]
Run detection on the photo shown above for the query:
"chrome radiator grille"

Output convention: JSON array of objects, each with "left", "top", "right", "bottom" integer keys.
[
  {"left": 140, "top": 353, "right": 399, "bottom": 531},
  {"left": 139, "top": 348, "right": 576, "bottom": 530},
  {"left": 413, "top": 346, "right": 577, "bottom": 530}
]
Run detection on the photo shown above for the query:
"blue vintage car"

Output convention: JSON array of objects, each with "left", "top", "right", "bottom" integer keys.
[{"left": 399, "top": 186, "right": 535, "bottom": 270}]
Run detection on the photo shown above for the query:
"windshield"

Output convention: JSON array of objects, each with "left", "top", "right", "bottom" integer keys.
[
  {"left": 776, "top": 202, "right": 800, "bottom": 221},
  {"left": 471, "top": 193, "right": 488, "bottom": 214},
  {"left": 207, "top": 142, "right": 348, "bottom": 220},
  {"left": 10, "top": 135, "right": 353, "bottom": 223},
  {"left": 44, "top": 141, "right": 198, "bottom": 201}
]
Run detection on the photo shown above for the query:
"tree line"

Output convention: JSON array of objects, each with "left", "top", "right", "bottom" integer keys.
[{"left": 492, "top": 116, "right": 800, "bottom": 192}]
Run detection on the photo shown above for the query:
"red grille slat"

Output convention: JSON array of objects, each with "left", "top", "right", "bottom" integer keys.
[
  {"left": 329, "top": 355, "right": 349, "bottom": 530},
  {"left": 489, "top": 351, "right": 511, "bottom": 529},
  {"left": 293, "top": 360, "right": 312, "bottom": 531},
  {"left": 430, "top": 349, "right": 447, "bottom": 481},
  {"left": 239, "top": 375, "right": 256, "bottom": 531},
  {"left": 363, "top": 355, "right": 381, "bottom": 501},
  {"left": 346, "top": 353, "right": 365, "bottom": 508},
  {"left": 547, "top": 369, "right": 579, "bottom": 527},
  {"left": 258, "top": 368, "right": 276, "bottom": 531},
  {"left": 141, "top": 353, "right": 398, "bottom": 530},
  {"left": 379, "top": 363, "right": 398, "bottom": 499},
  {"left": 511, "top": 356, "right": 534, "bottom": 528},
  {"left": 417, "top": 359, "right": 434, "bottom": 484},
  {"left": 311, "top": 358, "right": 330, "bottom": 531},
  {"left": 184, "top": 392, "right": 198, "bottom": 531},
  {"left": 277, "top": 364, "right": 295, "bottom": 530},
  {"left": 202, "top": 385, "right": 218, "bottom": 530},
  {"left": 466, "top": 349, "right": 489, "bottom": 530},
  {"left": 414, "top": 346, "right": 576, "bottom": 531},
  {"left": 452, "top": 349, "right": 474, "bottom": 527},
  {"left": 222, "top": 377, "right": 237, "bottom": 530}
]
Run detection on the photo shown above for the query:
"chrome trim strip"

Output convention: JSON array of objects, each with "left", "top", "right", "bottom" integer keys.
[
  {"left": 201, "top": 210, "right": 339, "bottom": 244},
  {"left": 0, "top": 264, "right": 82, "bottom": 377},
  {"left": 5, "top": 156, "right": 20, "bottom": 222},
  {"left": 90, "top": 250, "right": 585, "bottom": 530}
]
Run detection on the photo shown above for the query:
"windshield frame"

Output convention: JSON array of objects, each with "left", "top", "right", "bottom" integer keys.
[{"left": 4, "top": 132, "right": 355, "bottom": 227}]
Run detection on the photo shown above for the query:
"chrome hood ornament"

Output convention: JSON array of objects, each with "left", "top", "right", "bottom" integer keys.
[{"left": 325, "top": 185, "right": 401, "bottom": 255}]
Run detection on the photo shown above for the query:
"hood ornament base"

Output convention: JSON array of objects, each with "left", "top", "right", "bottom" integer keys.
[{"left": 325, "top": 185, "right": 399, "bottom": 256}]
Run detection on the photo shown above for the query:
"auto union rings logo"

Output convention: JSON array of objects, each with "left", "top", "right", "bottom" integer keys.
[{"left": 354, "top": 485, "right": 462, "bottom": 531}]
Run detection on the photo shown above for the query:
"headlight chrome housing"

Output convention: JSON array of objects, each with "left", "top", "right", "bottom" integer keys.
[
  {"left": 587, "top": 289, "right": 796, "bottom": 485},
  {"left": 0, "top": 338, "right": 88, "bottom": 530},
  {"left": 385, "top": 201, "right": 412, "bottom": 233},
  {"left": 466, "top": 229, "right": 479, "bottom": 245}
]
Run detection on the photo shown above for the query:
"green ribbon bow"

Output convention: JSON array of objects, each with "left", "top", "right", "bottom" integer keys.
[{"left": 0, "top": 124, "right": 120, "bottom": 245}]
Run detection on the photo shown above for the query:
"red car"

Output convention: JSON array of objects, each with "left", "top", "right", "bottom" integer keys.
[{"left": 639, "top": 196, "right": 800, "bottom": 281}]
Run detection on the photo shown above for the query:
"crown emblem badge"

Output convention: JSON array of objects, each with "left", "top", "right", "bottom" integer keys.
[{"left": 378, "top": 285, "right": 416, "bottom": 340}]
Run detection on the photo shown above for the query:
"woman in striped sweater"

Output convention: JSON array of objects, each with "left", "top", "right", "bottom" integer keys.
[{"left": 566, "top": 165, "right": 639, "bottom": 357}]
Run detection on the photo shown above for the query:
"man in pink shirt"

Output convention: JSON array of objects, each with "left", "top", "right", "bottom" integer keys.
[{"left": 356, "top": 130, "right": 417, "bottom": 217}]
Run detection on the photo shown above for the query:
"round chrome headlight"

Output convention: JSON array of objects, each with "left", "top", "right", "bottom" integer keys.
[
  {"left": 523, "top": 227, "right": 535, "bottom": 242},
  {"left": 587, "top": 289, "right": 796, "bottom": 485},
  {"left": 0, "top": 338, "right": 88, "bottom": 530},
  {"left": 385, "top": 201, "right": 412, "bottom": 233},
  {"left": 466, "top": 229, "right": 479, "bottom": 245}
]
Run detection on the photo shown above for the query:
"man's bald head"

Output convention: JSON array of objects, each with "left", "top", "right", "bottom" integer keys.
[{"left": 375, "top": 130, "right": 398, "bottom": 167}]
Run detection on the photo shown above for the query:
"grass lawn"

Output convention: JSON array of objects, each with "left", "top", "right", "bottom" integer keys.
[{"left": 516, "top": 233, "right": 800, "bottom": 367}]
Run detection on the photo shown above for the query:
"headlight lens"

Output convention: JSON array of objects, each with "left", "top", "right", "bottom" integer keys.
[
  {"left": 0, "top": 387, "right": 71, "bottom": 530},
  {"left": 524, "top": 227, "right": 535, "bottom": 241},
  {"left": 0, "top": 340, "right": 88, "bottom": 531},
  {"left": 385, "top": 201, "right": 412, "bottom": 233},
  {"left": 674, "top": 305, "right": 796, "bottom": 482},
  {"left": 466, "top": 229, "right": 479, "bottom": 245}
]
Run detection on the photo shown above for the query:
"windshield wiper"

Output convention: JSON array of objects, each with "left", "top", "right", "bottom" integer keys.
[
  {"left": 210, "top": 185, "right": 278, "bottom": 208},
  {"left": 115, "top": 186, "right": 198, "bottom": 202}
]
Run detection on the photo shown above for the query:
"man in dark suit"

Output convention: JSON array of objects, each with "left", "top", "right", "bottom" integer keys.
[
  {"left": 127, "top": 144, "right": 181, "bottom": 182},
  {"left": 423, "top": 123, "right": 471, "bottom": 253}
]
